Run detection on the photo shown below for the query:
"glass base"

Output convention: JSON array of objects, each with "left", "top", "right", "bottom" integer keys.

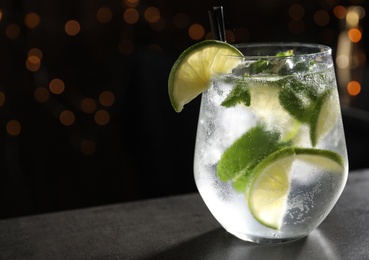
[{"left": 226, "top": 228, "right": 308, "bottom": 244}]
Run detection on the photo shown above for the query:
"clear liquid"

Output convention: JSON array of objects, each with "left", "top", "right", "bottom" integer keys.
[{"left": 193, "top": 66, "right": 349, "bottom": 243}]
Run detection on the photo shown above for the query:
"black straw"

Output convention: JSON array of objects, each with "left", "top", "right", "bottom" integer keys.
[{"left": 208, "top": 6, "right": 226, "bottom": 42}]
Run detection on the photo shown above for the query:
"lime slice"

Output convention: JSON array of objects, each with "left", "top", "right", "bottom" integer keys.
[
  {"left": 248, "top": 147, "right": 344, "bottom": 230},
  {"left": 216, "top": 125, "right": 292, "bottom": 192},
  {"left": 248, "top": 148, "right": 294, "bottom": 230},
  {"left": 310, "top": 90, "right": 339, "bottom": 147},
  {"left": 168, "top": 40, "right": 243, "bottom": 112},
  {"left": 294, "top": 147, "right": 344, "bottom": 172}
]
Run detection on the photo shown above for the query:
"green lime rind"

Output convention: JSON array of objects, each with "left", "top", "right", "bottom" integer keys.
[
  {"left": 168, "top": 40, "right": 243, "bottom": 112},
  {"left": 294, "top": 147, "right": 344, "bottom": 172},
  {"left": 247, "top": 147, "right": 296, "bottom": 190},
  {"left": 247, "top": 146, "right": 344, "bottom": 229},
  {"left": 309, "top": 89, "right": 335, "bottom": 147},
  {"left": 247, "top": 147, "right": 295, "bottom": 229},
  {"left": 216, "top": 125, "right": 292, "bottom": 192},
  {"left": 309, "top": 90, "right": 332, "bottom": 147},
  {"left": 247, "top": 146, "right": 344, "bottom": 191}
]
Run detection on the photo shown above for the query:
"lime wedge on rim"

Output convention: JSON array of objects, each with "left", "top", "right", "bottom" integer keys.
[
  {"left": 168, "top": 40, "right": 243, "bottom": 112},
  {"left": 248, "top": 147, "right": 344, "bottom": 230}
]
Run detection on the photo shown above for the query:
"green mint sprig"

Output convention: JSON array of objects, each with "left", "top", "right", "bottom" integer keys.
[
  {"left": 216, "top": 125, "right": 292, "bottom": 192},
  {"left": 220, "top": 79, "right": 251, "bottom": 107}
]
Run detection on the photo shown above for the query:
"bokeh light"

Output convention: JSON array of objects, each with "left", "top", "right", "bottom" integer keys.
[
  {"left": 99, "top": 91, "right": 115, "bottom": 107},
  {"left": 348, "top": 28, "right": 362, "bottom": 42},
  {"left": 336, "top": 54, "right": 350, "bottom": 69},
  {"left": 28, "top": 48, "right": 43, "bottom": 60},
  {"left": 123, "top": 8, "right": 139, "bottom": 24},
  {"left": 333, "top": 6, "right": 347, "bottom": 19},
  {"left": 351, "top": 6, "right": 366, "bottom": 20},
  {"left": 26, "top": 56, "right": 41, "bottom": 72},
  {"left": 94, "top": 109, "right": 110, "bottom": 125},
  {"left": 347, "top": 81, "right": 361, "bottom": 96},
  {"left": 6, "top": 120, "right": 21, "bottom": 136},
  {"left": 59, "top": 110, "right": 75, "bottom": 126},
  {"left": 97, "top": 7, "right": 113, "bottom": 23},
  {"left": 49, "top": 78, "right": 65, "bottom": 95},
  {"left": 24, "top": 12, "right": 41, "bottom": 28},
  {"left": 144, "top": 7, "right": 160, "bottom": 23},
  {"left": 346, "top": 8, "right": 360, "bottom": 27},
  {"left": 65, "top": 20, "right": 81, "bottom": 36},
  {"left": 188, "top": 23, "right": 204, "bottom": 40},
  {"left": 26, "top": 48, "right": 42, "bottom": 72}
]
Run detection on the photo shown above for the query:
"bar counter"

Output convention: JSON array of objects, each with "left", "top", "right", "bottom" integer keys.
[{"left": 1, "top": 168, "right": 369, "bottom": 260}]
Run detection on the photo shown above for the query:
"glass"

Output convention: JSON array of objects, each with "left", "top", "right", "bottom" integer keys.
[{"left": 193, "top": 43, "right": 349, "bottom": 244}]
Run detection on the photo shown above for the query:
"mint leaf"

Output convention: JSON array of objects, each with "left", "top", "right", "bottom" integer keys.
[
  {"left": 278, "top": 77, "right": 319, "bottom": 123},
  {"left": 247, "top": 50, "right": 293, "bottom": 75},
  {"left": 248, "top": 60, "right": 273, "bottom": 75},
  {"left": 276, "top": 50, "right": 293, "bottom": 57},
  {"left": 294, "top": 60, "right": 315, "bottom": 73},
  {"left": 221, "top": 80, "right": 251, "bottom": 107},
  {"left": 216, "top": 125, "right": 292, "bottom": 192}
]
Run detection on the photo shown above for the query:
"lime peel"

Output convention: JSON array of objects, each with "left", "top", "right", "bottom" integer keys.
[
  {"left": 168, "top": 40, "right": 243, "bottom": 112},
  {"left": 309, "top": 90, "right": 339, "bottom": 147},
  {"left": 248, "top": 147, "right": 344, "bottom": 230}
]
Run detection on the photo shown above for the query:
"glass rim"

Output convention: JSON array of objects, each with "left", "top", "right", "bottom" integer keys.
[{"left": 231, "top": 42, "right": 332, "bottom": 59}]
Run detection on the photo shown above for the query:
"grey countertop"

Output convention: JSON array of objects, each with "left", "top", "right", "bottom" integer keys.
[{"left": 1, "top": 169, "right": 369, "bottom": 260}]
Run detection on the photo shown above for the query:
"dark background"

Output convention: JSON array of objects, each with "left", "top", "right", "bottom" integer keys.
[{"left": 0, "top": 0, "right": 368, "bottom": 219}]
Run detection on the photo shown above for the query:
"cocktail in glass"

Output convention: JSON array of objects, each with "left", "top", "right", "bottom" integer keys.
[{"left": 193, "top": 43, "right": 349, "bottom": 243}]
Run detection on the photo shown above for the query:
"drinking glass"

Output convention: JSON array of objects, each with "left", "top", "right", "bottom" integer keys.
[{"left": 193, "top": 43, "right": 349, "bottom": 244}]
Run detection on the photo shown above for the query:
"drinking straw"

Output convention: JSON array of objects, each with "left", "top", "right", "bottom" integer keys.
[{"left": 208, "top": 6, "right": 226, "bottom": 42}]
